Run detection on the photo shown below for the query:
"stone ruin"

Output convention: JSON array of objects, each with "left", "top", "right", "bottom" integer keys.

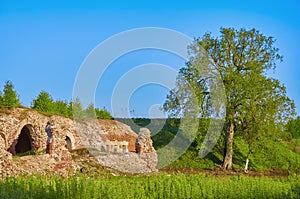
[
  {"left": 0, "top": 108, "right": 158, "bottom": 177},
  {"left": 136, "top": 128, "right": 158, "bottom": 172},
  {"left": 96, "top": 128, "right": 158, "bottom": 173}
]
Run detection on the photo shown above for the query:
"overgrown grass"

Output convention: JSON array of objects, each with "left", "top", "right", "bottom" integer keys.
[
  {"left": 0, "top": 173, "right": 299, "bottom": 199},
  {"left": 234, "top": 137, "right": 300, "bottom": 171}
]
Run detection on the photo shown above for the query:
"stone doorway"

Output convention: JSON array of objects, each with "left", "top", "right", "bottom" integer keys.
[
  {"left": 11, "top": 125, "right": 34, "bottom": 155},
  {"left": 65, "top": 136, "right": 72, "bottom": 151}
]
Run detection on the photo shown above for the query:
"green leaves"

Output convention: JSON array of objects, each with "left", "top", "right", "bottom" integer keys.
[
  {"left": 164, "top": 27, "right": 295, "bottom": 167},
  {"left": 31, "top": 92, "right": 113, "bottom": 119},
  {"left": 0, "top": 81, "right": 20, "bottom": 108},
  {"left": 31, "top": 91, "right": 54, "bottom": 112},
  {"left": 286, "top": 116, "right": 300, "bottom": 139},
  {"left": 95, "top": 108, "right": 113, "bottom": 119}
]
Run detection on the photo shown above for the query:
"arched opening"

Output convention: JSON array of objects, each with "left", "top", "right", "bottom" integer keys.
[
  {"left": 65, "top": 136, "right": 72, "bottom": 151},
  {"left": 13, "top": 125, "right": 34, "bottom": 155}
]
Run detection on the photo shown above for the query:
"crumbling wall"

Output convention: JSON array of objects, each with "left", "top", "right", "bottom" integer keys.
[
  {"left": 136, "top": 128, "right": 158, "bottom": 172},
  {"left": 0, "top": 108, "right": 159, "bottom": 177},
  {"left": 0, "top": 108, "right": 138, "bottom": 156}
]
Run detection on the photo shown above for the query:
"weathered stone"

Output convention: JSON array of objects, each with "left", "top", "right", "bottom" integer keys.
[
  {"left": 0, "top": 108, "right": 159, "bottom": 177},
  {"left": 137, "top": 128, "right": 155, "bottom": 154},
  {"left": 136, "top": 128, "right": 158, "bottom": 172}
]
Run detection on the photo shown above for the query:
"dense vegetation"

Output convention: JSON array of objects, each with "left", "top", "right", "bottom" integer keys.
[
  {"left": 119, "top": 118, "right": 300, "bottom": 171},
  {"left": 0, "top": 82, "right": 112, "bottom": 119},
  {"left": 1, "top": 173, "right": 300, "bottom": 199}
]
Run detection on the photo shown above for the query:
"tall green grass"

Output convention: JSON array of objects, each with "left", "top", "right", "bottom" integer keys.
[{"left": 0, "top": 173, "right": 299, "bottom": 199}]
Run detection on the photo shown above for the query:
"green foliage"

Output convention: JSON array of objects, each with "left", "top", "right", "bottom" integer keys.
[
  {"left": 252, "top": 140, "right": 300, "bottom": 171},
  {"left": 95, "top": 107, "right": 113, "bottom": 119},
  {"left": 0, "top": 174, "right": 299, "bottom": 199},
  {"left": 70, "top": 98, "right": 84, "bottom": 120},
  {"left": 0, "top": 81, "right": 20, "bottom": 108},
  {"left": 53, "top": 100, "right": 70, "bottom": 117},
  {"left": 30, "top": 93, "right": 113, "bottom": 119},
  {"left": 166, "top": 148, "right": 218, "bottom": 169},
  {"left": 285, "top": 139, "right": 300, "bottom": 154},
  {"left": 31, "top": 91, "right": 54, "bottom": 112},
  {"left": 163, "top": 27, "right": 295, "bottom": 168},
  {"left": 85, "top": 103, "right": 96, "bottom": 119},
  {"left": 232, "top": 136, "right": 300, "bottom": 171},
  {"left": 118, "top": 118, "right": 180, "bottom": 148},
  {"left": 286, "top": 116, "right": 300, "bottom": 139}
]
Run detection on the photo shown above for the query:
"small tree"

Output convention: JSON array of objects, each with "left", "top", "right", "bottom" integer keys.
[
  {"left": 95, "top": 107, "right": 113, "bottom": 119},
  {"left": 85, "top": 103, "right": 96, "bottom": 119},
  {"left": 53, "top": 100, "right": 70, "bottom": 117},
  {"left": 70, "top": 98, "right": 84, "bottom": 120},
  {"left": 1, "top": 81, "right": 20, "bottom": 108},
  {"left": 31, "top": 91, "right": 54, "bottom": 113}
]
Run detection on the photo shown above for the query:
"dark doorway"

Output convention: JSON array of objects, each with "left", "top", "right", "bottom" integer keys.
[
  {"left": 15, "top": 125, "right": 33, "bottom": 154},
  {"left": 65, "top": 136, "right": 72, "bottom": 151}
]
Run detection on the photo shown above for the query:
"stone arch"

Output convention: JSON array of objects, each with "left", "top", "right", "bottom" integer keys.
[
  {"left": 65, "top": 132, "right": 75, "bottom": 150},
  {"left": 9, "top": 124, "right": 34, "bottom": 155}
]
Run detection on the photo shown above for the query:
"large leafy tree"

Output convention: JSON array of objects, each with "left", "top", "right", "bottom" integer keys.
[
  {"left": 164, "top": 28, "right": 295, "bottom": 170},
  {"left": 1, "top": 81, "right": 20, "bottom": 108}
]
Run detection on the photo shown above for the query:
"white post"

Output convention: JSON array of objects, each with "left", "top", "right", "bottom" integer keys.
[{"left": 244, "top": 158, "right": 249, "bottom": 173}]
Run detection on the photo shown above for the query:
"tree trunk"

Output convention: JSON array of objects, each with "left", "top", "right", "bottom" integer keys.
[{"left": 223, "top": 121, "right": 234, "bottom": 170}]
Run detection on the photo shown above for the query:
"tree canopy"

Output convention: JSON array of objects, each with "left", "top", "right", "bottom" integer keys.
[
  {"left": 30, "top": 91, "right": 113, "bottom": 119},
  {"left": 164, "top": 27, "right": 295, "bottom": 170}
]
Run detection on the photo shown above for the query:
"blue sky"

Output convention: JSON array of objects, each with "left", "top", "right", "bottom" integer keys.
[{"left": 0, "top": 0, "right": 299, "bottom": 117}]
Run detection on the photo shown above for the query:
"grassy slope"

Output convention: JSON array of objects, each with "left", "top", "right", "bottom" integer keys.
[
  {"left": 165, "top": 138, "right": 300, "bottom": 171},
  {"left": 118, "top": 118, "right": 300, "bottom": 171}
]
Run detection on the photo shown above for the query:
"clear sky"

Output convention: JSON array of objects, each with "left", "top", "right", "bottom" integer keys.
[{"left": 0, "top": 0, "right": 299, "bottom": 117}]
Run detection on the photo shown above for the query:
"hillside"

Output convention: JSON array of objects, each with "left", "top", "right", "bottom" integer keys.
[{"left": 119, "top": 118, "right": 300, "bottom": 173}]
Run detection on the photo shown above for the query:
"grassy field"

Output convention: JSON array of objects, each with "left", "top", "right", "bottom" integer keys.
[{"left": 1, "top": 173, "right": 300, "bottom": 199}]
